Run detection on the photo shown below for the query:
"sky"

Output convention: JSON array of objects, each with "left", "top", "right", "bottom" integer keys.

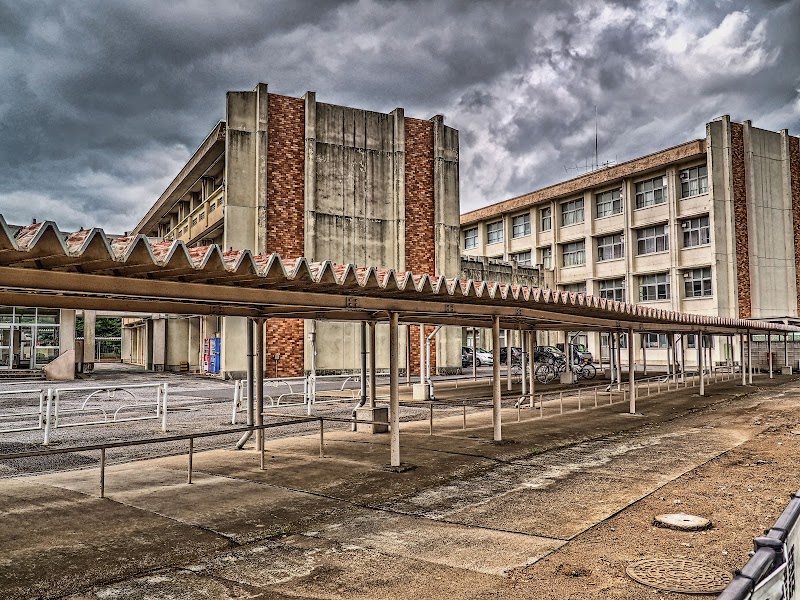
[{"left": 0, "top": 0, "right": 798, "bottom": 233}]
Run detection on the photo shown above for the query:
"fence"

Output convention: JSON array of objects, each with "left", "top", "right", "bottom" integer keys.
[
  {"left": 719, "top": 490, "right": 800, "bottom": 599},
  {"left": 0, "top": 383, "right": 169, "bottom": 444}
]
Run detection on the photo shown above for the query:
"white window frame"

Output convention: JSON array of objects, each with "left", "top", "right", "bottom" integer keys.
[
  {"left": 561, "top": 240, "right": 586, "bottom": 267},
  {"left": 680, "top": 165, "right": 709, "bottom": 198},
  {"left": 560, "top": 199, "right": 585, "bottom": 227},
  {"left": 598, "top": 278, "right": 626, "bottom": 302},
  {"left": 540, "top": 246, "right": 553, "bottom": 270},
  {"left": 512, "top": 250, "right": 532, "bottom": 265},
  {"left": 464, "top": 226, "right": 478, "bottom": 250},
  {"left": 540, "top": 206, "right": 552, "bottom": 231},
  {"left": 643, "top": 333, "right": 668, "bottom": 348},
  {"left": 561, "top": 282, "right": 586, "bottom": 294},
  {"left": 512, "top": 213, "right": 531, "bottom": 238},
  {"left": 596, "top": 233, "right": 624, "bottom": 261},
  {"left": 486, "top": 221, "right": 503, "bottom": 245},
  {"left": 595, "top": 188, "right": 622, "bottom": 218},
  {"left": 635, "top": 176, "right": 667, "bottom": 209},
  {"left": 639, "top": 272, "right": 671, "bottom": 301},
  {"left": 636, "top": 224, "right": 669, "bottom": 255},
  {"left": 683, "top": 267, "right": 712, "bottom": 298},
  {"left": 681, "top": 216, "right": 710, "bottom": 248}
]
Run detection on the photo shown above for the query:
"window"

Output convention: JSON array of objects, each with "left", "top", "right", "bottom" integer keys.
[
  {"left": 541, "top": 206, "right": 552, "bottom": 231},
  {"left": 561, "top": 199, "right": 585, "bottom": 227},
  {"left": 598, "top": 278, "right": 626, "bottom": 302},
  {"left": 636, "top": 224, "right": 669, "bottom": 255},
  {"left": 541, "top": 246, "right": 553, "bottom": 270},
  {"left": 635, "top": 176, "right": 667, "bottom": 208},
  {"left": 643, "top": 333, "right": 668, "bottom": 348},
  {"left": 682, "top": 216, "right": 710, "bottom": 247},
  {"left": 562, "top": 240, "right": 586, "bottom": 267},
  {"left": 597, "top": 233, "right": 624, "bottom": 261},
  {"left": 680, "top": 165, "right": 708, "bottom": 198},
  {"left": 561, "top": 282, "right": 586, "bottom": 294},
  {"left": 639, "top": 273, "right": 671, "bottom": 301},
  {"left": 602, "top": 332, "right": 628, "bottom": 349},
  {"left": 595, "top": 188, "right": 622, "bottom": 217},
  {"left": 464, "top": 227, "right": 478, "bottom": 250},
  {"left": 687, "top": 334, "right": 713, "bottom": 349},
  {"left": 512, "top": 213, "right": 531, "bottom": 238},
  {"left": 512, "top": 250, "right": 532, "bottom": 265},
  {"left": 486, "top": 221, "right": 503, "bottom": 244},
  {"left": 683, "top": 267, "right": 712, "bottom": 297}
]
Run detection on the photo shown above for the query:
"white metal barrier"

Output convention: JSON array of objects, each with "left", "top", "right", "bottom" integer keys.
[
  {"left": 42, "top": 383, "right": 168, "bottom": 445},
  {"left": 0, "top": 388, "right": 46, "bottom": 434}
]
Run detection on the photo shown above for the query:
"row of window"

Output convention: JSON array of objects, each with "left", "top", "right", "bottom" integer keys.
[
  {"left": 465, "top": 165, "right": 709, "bottom": 249},
  {"left": 601, "top": 332, "right": 713, "bottom": 349},
  {"left": 558, "top": 267, "right": 713, "bottom": 302}
]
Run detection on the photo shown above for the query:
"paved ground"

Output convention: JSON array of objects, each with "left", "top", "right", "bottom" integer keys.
[{"left": 1, "top": 372, "right": 798, "bottom": 598}]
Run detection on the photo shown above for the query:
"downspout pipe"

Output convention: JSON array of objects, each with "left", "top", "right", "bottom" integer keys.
[
  {"left": 426, "top": 325, "right": 442, "bottom": 399},
  {"left": 351, "top": 321, "right": 368, "bottom": 431},
  {"left": 236, "top": 318, "right": 255, "bottom": 449}
]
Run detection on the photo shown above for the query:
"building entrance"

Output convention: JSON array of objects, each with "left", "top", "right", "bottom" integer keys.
[{"left": 0, "top": 308, "right": 61, "bottom": 370}]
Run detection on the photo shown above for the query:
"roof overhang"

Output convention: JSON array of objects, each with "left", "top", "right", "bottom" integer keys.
[{"left": 0, "top": 216, "right": 795, "bottom": 335}]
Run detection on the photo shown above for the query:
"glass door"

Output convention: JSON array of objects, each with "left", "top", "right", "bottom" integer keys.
[
  {"left": 16, "top": 325, "right": 34, "bottom": 369},
  {"left": 0, "top": 326, "right": 10, "bottom": 369}
]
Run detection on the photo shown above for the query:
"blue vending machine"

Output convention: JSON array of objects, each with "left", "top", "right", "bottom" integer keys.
[{"left": 204, "top": 337, "right": 221, "bottom": 375}]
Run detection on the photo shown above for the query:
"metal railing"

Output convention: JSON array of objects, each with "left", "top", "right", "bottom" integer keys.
[{"left": 0, "top": 414, "right": 389, "bottom": 498}]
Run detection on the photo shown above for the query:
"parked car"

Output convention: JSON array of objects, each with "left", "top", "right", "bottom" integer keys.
[
  {"left": 571, "top": 343, "right": 594, "bottom": 365},
  {"left": 461, "top": 347, "right": 473, "bottom": 367},
  {"left": 499, "top": 346, "right": 523, "bottom": 365},
  {"left": 474, "top": 348, "right": 493, "bottom": 366},
  {"left": 534, "top": 346, "right": 564, "bottom": 363}
]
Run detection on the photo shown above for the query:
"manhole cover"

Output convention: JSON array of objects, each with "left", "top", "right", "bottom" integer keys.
[
  {"left": 626, "top": 558, "right": 730, "bottom": 594},
  {"left": 653, "top": 513, "right": 712, "bottom": 531}
]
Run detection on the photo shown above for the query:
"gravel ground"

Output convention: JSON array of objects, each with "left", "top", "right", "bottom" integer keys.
[{"left": 0, "top": 370, "right": 495, "bottom": 478}]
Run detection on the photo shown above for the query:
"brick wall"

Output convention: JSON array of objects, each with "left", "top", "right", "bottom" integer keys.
[
  {"left": 731, "top": 122, "right": 751, "bottom": 319},
  {"left": 265, "top": 93, "right": 306, "bottom": 376},
  {"left": 790, "top": 136, "right": 800, "bottom": 314},
  {"left": 405, "top": 117, "right": 437, "bottom": 374}
]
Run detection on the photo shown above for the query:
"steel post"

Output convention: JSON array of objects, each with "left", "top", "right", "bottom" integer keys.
[
  {"left": 492, "top": 316, "right": 502, "bottom": 441},
  {"left": 389, "top": 311, "right": 401, "bottom": 466}
]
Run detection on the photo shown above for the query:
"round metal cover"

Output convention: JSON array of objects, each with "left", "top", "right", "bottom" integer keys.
[
  {"left": 653, "top": 513, "right": 712, "bottom": 531},
  {"left": 626, "top": 558, "right": 730, "bottom": 594}
]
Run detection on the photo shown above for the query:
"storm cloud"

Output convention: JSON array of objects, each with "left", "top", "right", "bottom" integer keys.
[{"left": 0, "top": 0, "right": 798, "bottom": 232}]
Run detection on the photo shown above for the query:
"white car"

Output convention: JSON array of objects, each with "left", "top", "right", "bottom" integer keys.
[{"left": 474, "top": 348, "right": 493, "bottom": 366}]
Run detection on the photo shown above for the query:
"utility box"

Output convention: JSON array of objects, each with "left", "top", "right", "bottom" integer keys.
[
  {"left": 560, "top": 371, "right": 576, "bottom": 384},
  {"left": 413, "top": 383, "right": 430, "bottom": 400},
  {"left": 782, "top": 366, "right": 793, "bottom": 375},
  {"left": 355, "top": 406, "right": 389, "bottom": 434}
]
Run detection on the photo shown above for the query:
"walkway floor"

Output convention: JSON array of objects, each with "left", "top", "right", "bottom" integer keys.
[{"left": 2, "top": 374, "right": 800, "bottom": 599}]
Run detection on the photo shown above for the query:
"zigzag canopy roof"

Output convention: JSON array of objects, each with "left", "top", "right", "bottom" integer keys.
[{"left": 0, "top": 216, "right": 795, "bottom": 334}]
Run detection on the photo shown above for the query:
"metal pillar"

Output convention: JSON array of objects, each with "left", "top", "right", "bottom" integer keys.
[
  {"left": 360, "top": 322, "right": 367, "bottom": 406},
  {"left": 492, "top": 316, "right": 502, "bottom": 442},
  {"left": 472, "top": 327, "right": 477, "bottom": 380},
  {"left": 609, "top": 331, "right": 616, "bottom": 386},
  {"left": 615, "top": 332, "right": 622, "bottom": 391},
  {"left": 680, "top": 337, "right": 686, "bottom": 383},
  {"left": 405, "top": 325, "right": 411, "bottom": 385},
  {"left": 641, "top": 334, "right": 647, "bottom": 377},
  {"left": 418, "top": 324, "right": 425, "bottom": 384},
  {"left": 740, "top": 333, "right": 746, "bottom": 385},
  {"left": 698, "top": 331, "right": 704, "bottom": 396},
  {"left": 528, "top": 330, "right": 535, "bottom": 408},
  {"left": 369, "top": 321, "right": 377, "bottom": 408},
  {"left": 389, "top": 311, "right": 400, "bottom": 467},
  {"left": 785, "top": 334, "right": 790, "bottom": 371},
  {"left": 236, "top": 317, "right": 255, "bottom": 449},
  {"left": 666, "top": 333, "right": 673, "bottom": 378},
  {"left": 748, "top": 332, "right": 753, "bottom": 384},
  {"left": 768, "top": 333, "right": 773, "bottom": 379},
  {"left": 628, "top": 328, "right": 636, "bottom": 414},
  {"left": 255, "top": 318, "right": 265, "bottom": 452},
  {"left": 308, "top": 320, "right": 317, "bottom": 415},
  {"left": 521, "top": 332, "right": 527, "bottom": 399},
  {"left": 506, "top": 329, "right": 512, "bottom": 391}
]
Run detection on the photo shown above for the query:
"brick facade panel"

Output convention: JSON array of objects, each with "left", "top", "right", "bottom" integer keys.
[
  {"left": 731, "top": 122, "right": 751, "bottom": 319},
  {"left": 266, "top": 94, "right": 306, "bottom": 376}
]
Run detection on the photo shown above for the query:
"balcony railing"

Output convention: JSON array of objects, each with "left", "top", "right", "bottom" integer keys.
[{"left": 165, "top": 186, "right": 224, "bottom": 243}]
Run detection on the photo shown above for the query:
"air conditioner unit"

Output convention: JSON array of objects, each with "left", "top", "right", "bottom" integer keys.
[
  {"left": 680, "top": 172, "right": 690, "bottom": 180},
  {"left": 683, "top": 272, "right": 691, "bottom": 278},
  {"left": 200, "top": 239, "right": 214, "bottom": 246},
  {"left": 681, "top": 221, "right": 689, "bottom": 228}
]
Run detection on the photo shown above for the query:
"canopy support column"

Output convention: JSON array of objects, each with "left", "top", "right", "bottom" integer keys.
[
  {"left": 698, "top": 331, "right": 704, "bottom": 396},
  {"left": 528, "top": 330, "right": 535, "bottom": 408},
  {"left": 748, "top": 332, "right": 753, "bottom": 384},
  {"left": 472, "top": 327, "right": 477, "bottom": 380},
  {"left": 389, "top": 311, "right": 400, "bottom": 467},
  {"left": 506, "top": 329, "right": 512, "bottom": 391},
  {"left": 492, "top": 316, "right": 502, "bottom": 442},
  {"left": 369, "top": 321, "right": 377, "bottom": 408},
  {"left": 740, "top": 334, "right": 746, "bottom": 386},
  {"left": 628, "top": 328, "right": 636, "bottom": 414},
  {"left": 235, "top": 317, "right": 255, "bottom": 449},
  {"left": 615, "top": 332, "right": 622, "bottom": 391},
  {"left": 768, "top": 334, "right": 773, "bottom": 379},
  {"left": 255, "top": 317, "right": 265, "bottom": 452}
]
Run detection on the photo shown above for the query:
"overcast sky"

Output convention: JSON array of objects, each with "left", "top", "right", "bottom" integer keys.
[{"left": 0, "top": 0, "right": 798, "bottom": 233}]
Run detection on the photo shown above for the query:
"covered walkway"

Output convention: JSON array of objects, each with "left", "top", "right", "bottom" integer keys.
[{"left": 0, "top": 216, "right": 797, "bottom": 467}]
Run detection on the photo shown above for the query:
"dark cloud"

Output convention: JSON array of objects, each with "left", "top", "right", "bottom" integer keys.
[{"left": 0, "top": 0, "right": 798, "bottom": 232}]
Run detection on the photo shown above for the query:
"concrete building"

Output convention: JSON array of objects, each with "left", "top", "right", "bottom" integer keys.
[
  {"left": 131, "top": 83, "right": 461, "bottom": 378},
  {"left": 460, "top": 116, "right": 800, "bottom": 367}
]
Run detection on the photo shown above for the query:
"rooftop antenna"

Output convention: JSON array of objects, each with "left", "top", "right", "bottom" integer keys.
[
  {"left": 562, "top": 106, "right": 617, "bottom": 175},
  {"left": 594, "top": 105, "right": 598, "bottom": 172}
]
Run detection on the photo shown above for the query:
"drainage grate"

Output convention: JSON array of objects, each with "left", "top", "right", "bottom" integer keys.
[{"left": 626, "top": 558, "right": 730, "bottom": 594}]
